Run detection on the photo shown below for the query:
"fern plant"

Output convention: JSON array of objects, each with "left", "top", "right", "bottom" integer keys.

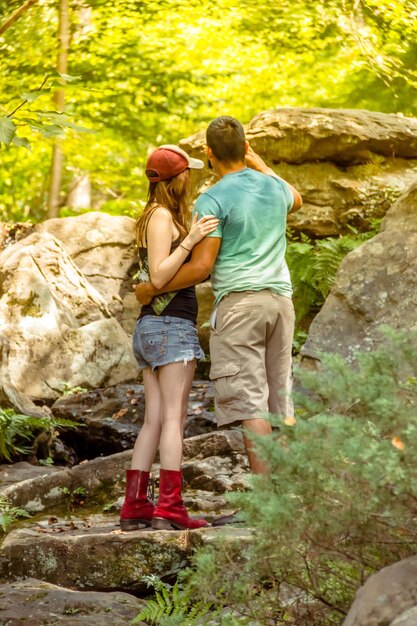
[
  {"left": 286, "top": 223, "right": 381, "bottom": 327},
  {"left": 0, "top": 408, "right": 79, "bottom": 462},
  {"left": 132, "top": 576, "right": 216, "bottom": 626},
  {"left": 0, "top": 495, "right": 31, "bottom": 533}
]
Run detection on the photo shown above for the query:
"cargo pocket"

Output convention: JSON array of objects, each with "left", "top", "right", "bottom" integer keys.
[{"left": 209, "top": 360, "right": 245, "bottom": 418}]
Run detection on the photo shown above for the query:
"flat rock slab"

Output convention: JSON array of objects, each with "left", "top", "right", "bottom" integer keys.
[
  {"left": 0, "top": 578, "right": 144, "bottom": 625},
  {"left": 0, "top": 462, "right": 64, "bottom": 489},
  {"left": 0, "top": 451, "right": 131, "bottom": 513},
  {"left": 0, "top": 516, "right": 250, "bottom": 593}
]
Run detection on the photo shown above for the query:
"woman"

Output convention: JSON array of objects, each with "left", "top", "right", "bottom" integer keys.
[{"left": 120, "top": 145, "right": 219, "bottom": 531}]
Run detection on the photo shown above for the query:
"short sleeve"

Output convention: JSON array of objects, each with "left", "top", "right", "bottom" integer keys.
[
  {"left": 271, "top": 176, "right": 294, "bottom": 213},
  {"left": 193, "top": 193, "right": 223, "bottom": 238}
]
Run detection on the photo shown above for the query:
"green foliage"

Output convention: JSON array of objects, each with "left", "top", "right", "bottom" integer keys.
[
  {"left": 183, "top": 327, "right": 417, "bottom": 625},
  {"left": 0, "top": 495, "right": 31, "bottom": 533},
  {"left": 0, "top": 407, "right": 79, "bottom": 463},
  {"left": 61, "top": 485, "right": 87, "bottom": 511},
  {"left": 132, "top": 575, "right": 215, "bottom": 625},
  {"left": 286, "top": 225, "right": 381, "bottom": 325},
  {"left": 1, "top": 0, "right": 416, "bottom": 222},
  {"left": 0, "top": 73, "right": 87, "bottom": 150},
  {"left": 59, "top": 381, "right": 88, "bottom": 396}
]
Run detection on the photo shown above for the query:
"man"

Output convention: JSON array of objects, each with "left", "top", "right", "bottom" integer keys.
[{"left": 135, "top": 115, "right": 302, "bottom": 475}]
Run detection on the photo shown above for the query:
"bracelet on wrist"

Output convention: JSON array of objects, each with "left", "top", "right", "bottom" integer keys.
[{"left": 180, "top": 243, "right": 192, "bottom": 252}]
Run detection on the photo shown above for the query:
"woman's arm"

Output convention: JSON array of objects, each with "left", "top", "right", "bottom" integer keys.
[{"left": 146, "top": 207, "right": 218, "bottom": 289}]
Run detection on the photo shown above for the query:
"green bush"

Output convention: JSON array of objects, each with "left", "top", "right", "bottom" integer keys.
[{"left": 179, "top": 326, "right": 417, "bottom": 626}]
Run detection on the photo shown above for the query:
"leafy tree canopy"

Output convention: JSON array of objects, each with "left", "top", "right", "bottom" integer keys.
[{"left": 0, "top": 0, "right": 416, "bottom": 221}]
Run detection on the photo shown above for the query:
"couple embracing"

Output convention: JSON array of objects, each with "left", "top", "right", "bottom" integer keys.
[{"left": 120, "top": 116, "right": 302, "bottom": 532}]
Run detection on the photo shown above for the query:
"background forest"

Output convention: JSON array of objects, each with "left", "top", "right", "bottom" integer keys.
[
  {"left": 1, "top": 4, "right": 417, "bottom": 625},
  {"left": 1, "top": 0, "right": 417, "bottom": 224}
]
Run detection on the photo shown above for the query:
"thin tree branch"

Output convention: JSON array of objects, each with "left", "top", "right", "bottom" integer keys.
[
  {"left": 0, "top": 0, "right": 39, "bottom": 36},
  {"left": 7, "top": 74, "right": 49, "bottom": 118}
]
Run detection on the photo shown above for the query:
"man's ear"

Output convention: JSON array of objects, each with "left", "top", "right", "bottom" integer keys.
[
  {"left": 244, "top": 140, "right": 249, "bottom": 155},
  {"left": 206, "top": 146, "right": 213, "bottom": 160}
]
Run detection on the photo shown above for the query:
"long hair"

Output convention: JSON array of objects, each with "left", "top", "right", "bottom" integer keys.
[{"left": 135, "top": 169, "right": 191, "bottom": 246}]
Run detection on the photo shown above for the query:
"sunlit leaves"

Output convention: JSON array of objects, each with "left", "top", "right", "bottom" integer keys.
[{"left": 0, "top": 117, "right": 16, "bottom": 147}]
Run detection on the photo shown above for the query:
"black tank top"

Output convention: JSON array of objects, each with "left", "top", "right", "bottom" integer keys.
[{"left": 137, "top": 218, "right": 198, "bottom": 324}]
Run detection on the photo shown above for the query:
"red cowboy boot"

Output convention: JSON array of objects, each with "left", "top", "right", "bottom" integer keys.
[
  {"left": 152, "top": 469, "right": 208, "bottom": 530},
  {"left": 120, "top": 469, "right": 154, "bottom": 531}
]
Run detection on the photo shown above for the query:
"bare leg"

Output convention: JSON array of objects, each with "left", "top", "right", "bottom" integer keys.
[
  {"left": 158, "top": 360, "right": 196, "bottom": 470},
  {"left": 242, "top": 418, "right": 272, "bottom": 475},
  {"left": 131, "top": 367, "right": 162, "bottom": 471}
]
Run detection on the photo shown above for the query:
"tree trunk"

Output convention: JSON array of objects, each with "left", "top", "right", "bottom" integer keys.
[
  {"left": 0, "top": 0, "right": 39, "bottom": 36},
  {"left": 46, "top": 0, "right": 70, "bottom": 220}
]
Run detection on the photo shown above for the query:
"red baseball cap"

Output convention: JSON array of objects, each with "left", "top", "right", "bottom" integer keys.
[{"left": 145, "top": 145, "right": 204, "bottom": 182}]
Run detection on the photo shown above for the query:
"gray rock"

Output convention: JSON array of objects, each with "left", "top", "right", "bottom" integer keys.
[
  {"left": 302, "top": 181, "right": 417, "bottom": 362},
  {"left": 390, "top": 605, "right": 417, "bottom": 626},
  {"left": 245, "top": 108, "right": 417, "bottom": 163},
  {"left": 0, "top": 518, "right": 250, "bottom": 593},
  {"left": 342, "top": 555, "right": 417, "bottom": 626},
  {"left": 0, "top": 231, "right": 138, "bottom": 400},
  {"left": 0, "top": 451, "right": 131, "bottom": 512},
  {"left": 35, "top": 212, "right": 138, "bottom": 333},
  {"left": 0, "top": 578, "right": 144, "bottom": 625}
]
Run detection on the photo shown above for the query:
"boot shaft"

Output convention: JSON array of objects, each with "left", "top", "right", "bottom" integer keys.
[
  {"left": 125, "top": 469, "right": 151, "bottom": 503},
  {"left": 153, "top": 468, "right": 208, "bottom": 530}
]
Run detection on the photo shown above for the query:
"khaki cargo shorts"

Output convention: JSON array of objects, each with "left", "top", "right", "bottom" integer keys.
[{"left": 209, "top": 289, "right": 295, "bottom": 427}]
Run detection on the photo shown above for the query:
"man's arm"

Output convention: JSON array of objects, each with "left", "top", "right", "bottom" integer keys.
[
  {"left": 135, "top": 237, "right": 221, "bottom": 303},
  {"left": 245, "top": 145, "right": 303, "bottom": 213}
]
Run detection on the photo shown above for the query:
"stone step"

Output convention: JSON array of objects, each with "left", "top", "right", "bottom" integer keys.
[
  {"left": 0, "top": 514, "right": 250, "bottom": 593},
  {"left": 0, "top": 578, "right": 144, "bottom": 625}
]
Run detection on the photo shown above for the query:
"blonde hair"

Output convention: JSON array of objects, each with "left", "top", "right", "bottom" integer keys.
[{"left": 135, "top": 169, "right": 191, "bottom": 246}]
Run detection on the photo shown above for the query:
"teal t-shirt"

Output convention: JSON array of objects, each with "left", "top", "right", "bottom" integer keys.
[{"left": 193, "top": 168, "right": 294, "bottom": 304}]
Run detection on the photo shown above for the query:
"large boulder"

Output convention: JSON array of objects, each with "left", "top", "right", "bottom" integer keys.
[
  {"left": 342, "top": 555, "right": 417, "bottom": 626},
  {"left": 35, "top": 212, "right": 138, "bottom": 333},
  {"left": 301, "top": 181, "right": 417, "bottom": 361},
  {"left": 0, "top": 231, "right": 137, "bottom": 400},
  {"left": 180, "top": 108, "right": 417, "bottom": 236}
]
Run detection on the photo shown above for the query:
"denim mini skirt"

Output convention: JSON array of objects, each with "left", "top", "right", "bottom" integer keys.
[{"left": 133, "top": 315, "right": 205, "bottom": 370}]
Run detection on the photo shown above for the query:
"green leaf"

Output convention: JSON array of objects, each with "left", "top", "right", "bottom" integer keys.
[
  {"left": 11, "top": 135, "right": 31, "bottom": 150},
  {"left": 57, "top": 72, "right": 82, "bottom": 83},
  {"left": 0, "top": 117, "right": 16, "bottom": 146},
  {"left": 21, "top": 90, "right": 49, "bottom": 103}
]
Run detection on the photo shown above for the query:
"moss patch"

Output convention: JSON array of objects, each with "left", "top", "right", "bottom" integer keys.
[{"left": 7, "top": 291, "right": 41, "bottom": 317}]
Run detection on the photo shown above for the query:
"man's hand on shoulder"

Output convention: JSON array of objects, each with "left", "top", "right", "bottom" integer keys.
[{"left": 134, "top": 282, "right": 156, "bottom": 305}]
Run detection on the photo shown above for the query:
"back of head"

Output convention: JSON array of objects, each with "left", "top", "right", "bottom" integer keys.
[{"left": 206, "top": 116, "right": 246, "bottom": 164}]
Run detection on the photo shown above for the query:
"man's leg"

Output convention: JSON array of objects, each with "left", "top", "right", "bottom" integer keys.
[
  {"left": 242, "top": 417, "right": 272, "bottom": 474},
  {"left": 210, "top": 291, "right": 277, "bottom": 473},
  {"left": 266, "top": 294, "right": 295, "bottom": 417}
]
